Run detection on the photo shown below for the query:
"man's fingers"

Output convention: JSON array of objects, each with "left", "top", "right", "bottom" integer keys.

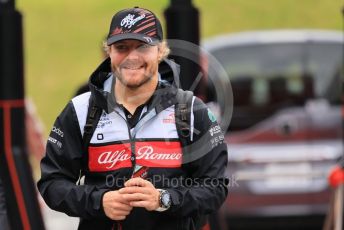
[
  {"left": 124, "top": 177, "right": 150, "bottom": 187},
  {"left": 112, "top": 201, "right": 133, "bottom": 212},
  {"left": 119, "top": 186, "right": 149, "bottom": 195},
  {"left": 104, "top": 205, "right": 131, "bottom": 221},
  {"left": 111, "top": 209, "right": 131, "bottom": 216},
  {"left": 122, "top": 193, "right": 149, "bottom": 202},
  {"left": 103, "top": 190, "right": 134, "bottom": 220},
  {"left": 129, "top": 200, "right": 150, "bottom": 208},
  {"left": 104, "top": 191, "right": 131, "bottom": 206},
  {"left": 116, "top": 216, "right": 126, "bottom": 221},
  {"left": 109, "top": 215, "right": 126, "bottom": 221}
]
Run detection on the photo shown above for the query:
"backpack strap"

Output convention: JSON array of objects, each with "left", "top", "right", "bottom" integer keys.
[
  {"left": 76, "top": 94, "right": 102, "bottom": 184},
  {"left": 175, "top": 90, "right": 209, "bottom": 228},
  {"left": 82, "top": 94, "right": 103, "bottom": 151},
  {"left": 175, "top": 89, "right": 195, "bottom": 146}
]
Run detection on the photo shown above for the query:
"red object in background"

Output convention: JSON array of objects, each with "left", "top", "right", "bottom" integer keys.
[
  {"left": 25, "top": 99, "right": 46, "bottom": 160},
  {"left": 328, "top": 166, "right": 344, "bottom": 188},
  {"left": 201, "top": 223, "right": 210, "bottom": 230}
]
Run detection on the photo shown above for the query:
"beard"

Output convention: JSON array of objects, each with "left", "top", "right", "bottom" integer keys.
[
  {"left": 112, "top": 60, "right": 155, "bottom": 89},
  {"left": 115, "top": 70, "right": 153, "bottom": 89}
]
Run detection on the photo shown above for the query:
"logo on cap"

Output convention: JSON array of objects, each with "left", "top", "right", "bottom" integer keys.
[
  {"left": 143, "top": 36, "right": 153, "bottom": 43},
  {"left": 120, "top": 13, "right": 146, "bottom": 29}
]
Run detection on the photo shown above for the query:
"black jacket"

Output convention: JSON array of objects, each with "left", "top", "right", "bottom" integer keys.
[{"left": 37, "top": 58, "right": 228, "bottom": 230}]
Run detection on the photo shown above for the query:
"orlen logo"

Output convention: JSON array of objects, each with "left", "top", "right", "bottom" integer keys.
[{"left": 88, "top": 141, "right": 182, "bottom": 172}]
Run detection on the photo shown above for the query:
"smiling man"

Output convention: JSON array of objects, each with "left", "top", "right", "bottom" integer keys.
[
  {"left": 38, "top": 7, "right": 228, "bottom": 230},
  {"left": 111, "top": 40, "right": 158, "bottom": 87}
]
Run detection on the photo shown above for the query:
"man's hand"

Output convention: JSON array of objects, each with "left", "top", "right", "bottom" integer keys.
[
  {"left": 102, "top": 190, "right": 133, "bottom": 220},
  {"left": 119, "top": 177, "right": 160, "bottom": 211}
]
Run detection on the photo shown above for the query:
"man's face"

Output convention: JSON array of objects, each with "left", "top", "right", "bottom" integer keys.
[{"left": 109, "top": 39, "right": 161, "bottom": 89}]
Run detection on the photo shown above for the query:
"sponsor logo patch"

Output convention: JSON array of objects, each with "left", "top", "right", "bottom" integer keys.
[
  {"left": 136, "top": 141, "right": 182, "bottom": 168},
  {"left": 89, "top": 143, "right": 132, "bottom": 171},
  {"left": 210, "top": 134, "right": 225, "bottom": 148},
  {"left": 97, "top": 116, "right": 113, "bottom": 129},
  {"left": 207, "top": 108, "right": 217, "bottom": 122},
  {"left": 88, "top": 141, "right": 182, "bottom": 172},
  {"left": 52, "top": 126, "right": 64, "bottom": 137},
  {"left": 48, "top": 136, "right": 62, "bottom": 148},
  {"left": 163, "top": 112, "right": 175, "bottom": 124},
  {"left": 143, "top": 36, "right": 153, "bottom": 43},
  {"left": 121, "top": 13, "right": 146, "bottom": 29},
  {"left": 97, "top": 133, "right": 104, "bottom": 140},
  {"left": 209, "top": 125, "right": 221, "bottom": 137}
]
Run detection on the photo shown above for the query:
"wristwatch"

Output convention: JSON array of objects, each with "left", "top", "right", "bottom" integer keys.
[{"left": 155, "top": 189, "right": 171, "bottom": 212}]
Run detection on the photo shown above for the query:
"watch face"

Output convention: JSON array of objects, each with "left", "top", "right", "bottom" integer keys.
[{"left": 161, "top": 192, "right": 171, "bottom": 207}]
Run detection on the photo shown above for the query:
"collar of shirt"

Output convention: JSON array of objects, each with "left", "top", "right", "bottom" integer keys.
[{"left": 107, "top": 74, "right": 161, "bottom": 127}]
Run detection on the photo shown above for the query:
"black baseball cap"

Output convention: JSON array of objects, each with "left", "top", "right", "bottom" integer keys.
[{"left": 107, "top": 7, "right": 163, "bottom": 46}]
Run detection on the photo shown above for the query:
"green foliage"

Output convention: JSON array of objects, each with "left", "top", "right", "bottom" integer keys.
[{"left": 16, "top": 0, "right": 343, "bottom": 133}]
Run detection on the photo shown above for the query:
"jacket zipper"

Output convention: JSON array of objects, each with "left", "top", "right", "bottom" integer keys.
[
  {"left": 112, "top": 107, "right": 137, "bottom": 230},
  {"left": 112, "top": 106, "right": 156, "bottom": 230}
]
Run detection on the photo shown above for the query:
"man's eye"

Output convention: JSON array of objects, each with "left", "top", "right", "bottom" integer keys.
[
  {"left": 115, "top": 45, "right": 128, "bottom": 51},
  {"left": 137, "top": 44, "right": 150, "bottom": 51}
]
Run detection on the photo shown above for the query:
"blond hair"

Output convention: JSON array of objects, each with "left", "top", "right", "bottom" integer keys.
[{"left": 103, "top": 40, "right": 170, "bottom": 62}]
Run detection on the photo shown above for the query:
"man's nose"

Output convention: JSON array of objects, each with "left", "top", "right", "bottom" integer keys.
[{"left": 126, "top": 47, "right": 140, "bottom": 59}]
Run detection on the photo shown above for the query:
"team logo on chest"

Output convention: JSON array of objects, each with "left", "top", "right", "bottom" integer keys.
[
  {"left": 88, "top": 141, "right": 182, "bottom": 172},
  {"left": 89, "top": 143, "right": 132, "bottom": 171},
  {"left": 163, "top": 112, "right": 175, "bottom": 124}
]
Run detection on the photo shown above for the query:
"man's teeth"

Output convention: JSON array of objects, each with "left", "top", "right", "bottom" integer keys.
[{"left": 124, "top": 66, "right": 143, "bottom": 70}]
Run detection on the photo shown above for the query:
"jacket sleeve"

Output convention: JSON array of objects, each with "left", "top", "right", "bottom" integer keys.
[
  {"left": 165, "top": 97, "right": 229, "bottom": 217},
  {"left": 37, "top": 102, "right": 109, "bottom": 219}
]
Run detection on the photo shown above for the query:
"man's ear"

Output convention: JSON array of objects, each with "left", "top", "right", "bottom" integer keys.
[
  {"left": 107, "top": 45, "right": 112, "bottom": 54},
  {"left": 157, "top": 44, "right": 164, "bottom": 62}
]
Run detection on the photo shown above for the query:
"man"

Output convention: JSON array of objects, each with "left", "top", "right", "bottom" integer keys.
[{"left": 38, "top": 7, "right": 228, "bottom": 230}]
